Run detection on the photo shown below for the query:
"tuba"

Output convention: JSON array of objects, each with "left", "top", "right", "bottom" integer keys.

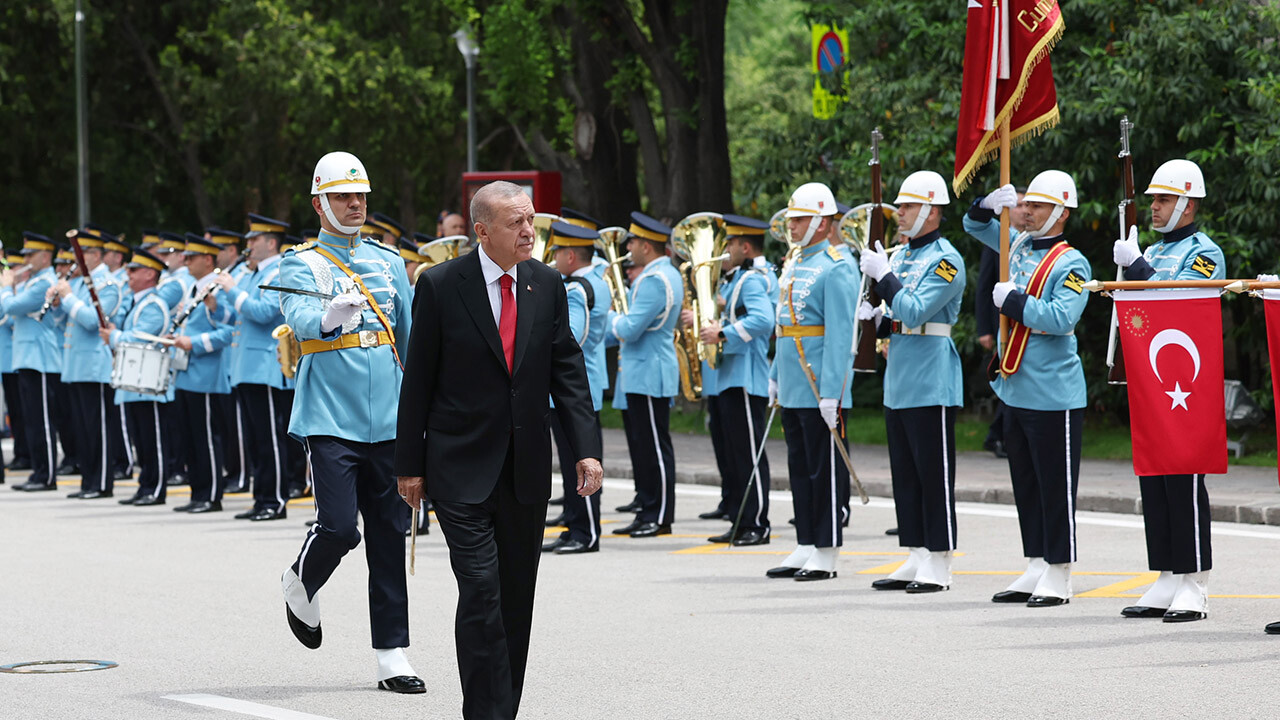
[
  {"left": 671, "top": 212, "right": 729, "bottom": 401},
  {"left": 273, "top": 324, "right": 302, "bottom": 379},
  {"left": 531, "top": 213, "right": 560, "bottom": 266},
  {"left": 596, "top": 226, "right": 630, "bottom": 314},
  {"left": 413, "top": 234, "right": 467, "bottom": 284}
]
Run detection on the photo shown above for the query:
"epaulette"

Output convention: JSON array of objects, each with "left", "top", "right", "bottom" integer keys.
[
  {"left": 825, "top": 245, "right": 843, "bottom": 262},
  {"left": 366, "top": 239, "right": 399, "bottom": 255},
  {"left": 286, "top": 241, "right": 317, "bottom": 254}
]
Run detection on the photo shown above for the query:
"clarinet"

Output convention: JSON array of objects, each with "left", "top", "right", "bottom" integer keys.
[
  {"left": 167, "top": 268, "right": 224, "bottom": 332},
  {"left": 33, "top": 265, "right": 73, "bottom": 322}
]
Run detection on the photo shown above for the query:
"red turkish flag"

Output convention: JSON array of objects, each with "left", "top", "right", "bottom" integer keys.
[
  {"left": 1263, "top": 292, "right": 1280, "bottom": 485},
  {"left": 1114, "top": 289, "right": 1227, "bottom": 476}
]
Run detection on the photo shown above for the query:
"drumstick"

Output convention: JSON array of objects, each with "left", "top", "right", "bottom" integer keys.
[
  {"left": 131, "top": 330, "right": 178, "bottom": 346},
  {"left": 409, "top": 509, "right": 418, "bottom": 576}
]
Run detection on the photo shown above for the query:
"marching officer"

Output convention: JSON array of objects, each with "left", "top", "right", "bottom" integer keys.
[
  {"left": 765, "top": 182, "right": 858, "bottom": 581},
  {"left": 608, "top": 212, "right": 682, "bottom": 538},
  {"left": 208, "top": 227, "right": 250, "bottom": 495},
  {"left": 278, "top": 151, "right": 421, "bottom": 693},
  {"left": 542, "top": 219, "right": 609, "bottom": 554},
  {"left": 102, "top": 249, "right": 174, "bottom": 506},
  {"left": 964, "top": 170, "right": 1090, "bottom": 607},
  {"left": 213, "top": 214, "right": 295, "bottom": 521},
  {"left": 1, "top": 233, "right": 65, "bottom": 492},
  {"left": 53, "top": 232, "right": 125, "bottom": 499},
  {"left": 1112, "top": 158, "right": 1223, "bottom": 622},
  {"left": 859, "top": 171, "right": 965, "bottom": 592},
  {"left": 1, "top": 251, "right": 31, "bottom": 477},
  {"left": 699, "top": 214, "right": 776, "bottom": 546},
  {"left": 169, "top": 236, "right": 234, "bottom": 514}
]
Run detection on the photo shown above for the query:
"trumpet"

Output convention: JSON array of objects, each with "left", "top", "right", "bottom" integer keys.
[
  {"left": 596, "top": 227, "right": 630, "bottom": 314},
  {"left": 671, "top": 212, "right": 729, "bottom": 401},
  {"left": 531, "top": 213, "right": 560, "bottom": 266}
]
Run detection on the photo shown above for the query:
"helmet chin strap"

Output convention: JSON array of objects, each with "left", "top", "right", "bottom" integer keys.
[
  {"left": 902, "top": 205, "right": 931, "bottom": 239},
  {"left": 1152, "top": 196, "right": 1189, "bottom": 234},
  {"left": 792, "top": 216, "right": 822, "bottom": 247},
  {"left": 1027, "top": 204, "right": 1065, "bottom": 238},
  {"left": 319, "top": 194, "right": 362, "bottom": 235}
]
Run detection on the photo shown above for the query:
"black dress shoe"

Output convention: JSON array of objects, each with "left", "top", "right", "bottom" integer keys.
[
  {"left": 55, "top": 462, "right": 79, "bottom": 476},
  {"left": 788, "top": 517, "right": 795, "bottom": 525},
  {"left": 250, "top": 508, "right": 287, "bottom": 521},
  {"left": 1265, "top": 621, "right": 1280, "bottom": 635},
  {"left": 554, "top": 539, "right": 599, "bottom": 555},
  {"left": 378, "top": 675, "right": 425, "bottom": 694},
  {"left": 234, "top": 508, "right": 259, "bottom": 519},
  {"left": 132, "top": 496, "right": 165, "bottom": 506},
  {"left": 614, "top": 500, "right": 641, "bottom": 513},
  {"left": 698, "top": 508, "right": 729, "bottom": 520},
  {"left": 611, "top": 519, "right": 644, "bottom": 535},
  {"left": 78, "top": 490, "right": 113, "bottom": 500},
  {"left": 166, "top": 473, "right": 188, "bottom": 487},
  {"left": 766, "top": 566, "right": 799, "bottom": 579},
  {"left": 545, "top": 513, "right": 566, "bottom": 527},
  {"left": 1163, "top": 609, "right": 1207, "bottom": 623},
  {"left": 794, "top": 569, "right": 837, "bottom": 582},
  {"left": 992, "top": 590, "right": 1033, "bottom": 604},
  {"left": 7, "top": 457, "right": 31, "bottom": 471},
  {"left": 186, "top": 501, "right": 222, "bottom": 514},
  {"left": 885, "top": 527, "right": 899, "bottom": 536},
  {"left": 173, "top": 502, "right": 197, "bottom": 513},
  {"left": 224, "top": 483, "right": 249, "bottom": 495},
  {"left": 630, "top": 522, "right": 671, "bottom": 538},
  {"left": 403, "top": 524, "right": 430, "bottom": 537},
  {"left": 66, "top": 490, "right": 86, "bottom": 499},
  {"left": 732, "top": 529, "right": 770, "bottom": 547},
  {"left": 118, "top": 494, "right": 142, "bottom": 505},
  {"left": 548, "top": 494, "right": 565, "bottom": 506},
  {"left": 872, "top": 578, "right": 911, "bottom": 591},
  {"left": 112, "top": 468, "right": 132, "bottom": 481},
  {"left": 305, "top": 519, "right": 317, "bottom": 527},
  {"left": 905, "top": 581, "right": 948, "bottom": 594},
  {"left": 707, "top": 530, "right": 735, "bottom": 543},
  {"left": 1026, "top": 595, "right": 1069, "bottom": 607},
  {"left": 542, "top": 538, "right": 567, "bottom": 553},
  {"left": 285, "top": 604, "right": 321, "bottom": 649},
  {"left": 22, "top": 482, "right": 57, "bottom": 492},
  {"left": 1121, "top": 605, "right": 1167, "bottom": 618},
  {"left": 287, "top": 486, "right": 307, "bottom": 499}
]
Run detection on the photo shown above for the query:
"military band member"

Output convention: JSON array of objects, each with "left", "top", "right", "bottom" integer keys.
[
  {"left": 85, "top": 227, "right": 134, "bottom": 480},
  {"left": 766, "top": 182, "right": 858, "bottom": 581},
  {"left": 542, "top": 219, "right": 608, "bottom": 554},
  {"left": 1, "top": 233, "right": 65, "bottom": 492},
  {"left": 153, "top": 232, "right": 194, "bottom": 487},
  {"left": 277, "top": 152, "right": 421, "bottom": 693},
  {"left": 214, "top": 214, "right": 295, "bottom": 521},
  {"left": 208, "top": 227, "right": 250, "bottom": 495},
  {"left": 859, "top": 171, "right": 965, "bottom": 592},
  {"left": 1112, "top": 159, "right": 1222, "bottom": 623},
  {"left": 608, "top": 212, "right": 681, "bottom": 538},
  {"left": 397, "top": 236, "right": 428, "bottom": 285},
  {"left": 1, "top": 251, "right": 31, "bottom": 477},
  {"left": 52, "top": 232, "right": 125, "bottom": 499},
  {"left": 102, "top": 249, "right": 174, "bottom": 506},
  {"left": 964, "top": 170, "right": 1090, "bottom": 607}
]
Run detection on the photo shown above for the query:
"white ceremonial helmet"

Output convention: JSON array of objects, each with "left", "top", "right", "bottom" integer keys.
[
  {"left": 894, "top": 171, "right": 950, "bottom": 238},
  {"left": 311, "top": 151, "right": 371, "bottom": 235},
  {"left": 1024, "top": 169, "right": 1079, "bottom": 208},
  {"left": 786, "top": 182, "right": 838, "bottom": 219},
  {"left": 1145, "top": 159, "right": 1205, "bottom": 233}
]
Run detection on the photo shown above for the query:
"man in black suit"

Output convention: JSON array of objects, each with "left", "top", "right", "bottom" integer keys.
[{"left": 395, "top": 181, "right": 603, "bottom": 720}]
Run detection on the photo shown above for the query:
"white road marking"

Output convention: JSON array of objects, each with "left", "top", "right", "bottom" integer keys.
[{"left": 163, "top": 694, "right": 340, "bottom": 720}]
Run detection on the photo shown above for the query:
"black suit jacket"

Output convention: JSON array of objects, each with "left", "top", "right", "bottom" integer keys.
[{"left": 393, "top": 250, "right": 602, "bottom": 504}]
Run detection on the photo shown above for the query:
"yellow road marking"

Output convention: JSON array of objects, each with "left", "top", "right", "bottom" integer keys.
[{"left": 1075, "top": 571, "right": 1160, "bottom": 598}]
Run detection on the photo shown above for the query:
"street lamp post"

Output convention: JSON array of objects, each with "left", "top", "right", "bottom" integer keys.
[
  {"left": 452, "top": 26, "right": 480, "bottom": 173},
  {"left": 74, "top": 0, "right": 90, "bottom": 225}
]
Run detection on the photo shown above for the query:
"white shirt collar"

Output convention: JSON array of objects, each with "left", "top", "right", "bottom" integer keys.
[
  {"left": 476, "top": 243, "right": 517, "bottom": 287},
  {"left": 570, "top": 265, "right": 592, "bottom": 278},
  {"left": 752, "top": 256, "right": 769, "bottom": 270}
]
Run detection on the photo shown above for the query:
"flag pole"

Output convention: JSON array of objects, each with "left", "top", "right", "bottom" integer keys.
[{"left": 998, "top": 116, "right": 1011, "bottom": 352}]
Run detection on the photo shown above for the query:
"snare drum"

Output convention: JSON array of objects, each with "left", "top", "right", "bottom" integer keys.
[{"left": 110, "top": 342, "right": 173, "bottom": 395}]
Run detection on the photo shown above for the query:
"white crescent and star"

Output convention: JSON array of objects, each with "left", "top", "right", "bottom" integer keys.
[{"left": 1147, "top": 328, "right": 1201, "bottom": 411}]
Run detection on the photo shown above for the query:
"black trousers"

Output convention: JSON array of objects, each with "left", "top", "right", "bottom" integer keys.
[
  {"left": 706, "top": 394, "right": 731, "bottom": 512},
  {"left": 885, "top": 406, "right": 957, "bottom": 552},
  {"left": 68, "top": 382, "right": 113, "bottom": 494},
  {"left": 109, "top": 389, "right": 132, "bottom": 474},
  {"left": 219, "top": 389, "right": 247, "bottom": 488},
  {"left": 713, "top": 388, "right": 771, "bottom": 532},
  {"left": 1003, "top": 406, "right": 1082, "bottom": 564},
  {"left": 174, "top": 390, "right": 225, "bottom": 504},
  {"left": 292, "top": 436, "right": 408, "bottom": 649},
  {"left": 1139, "top": 474, "right": 1212, "bottom": 574},
  {"left": 17, "top": 369, "right": 60, "bottom": 486},
  {"left": 282, "top": 389, "right": 309, "bottom": 494},
  {"left": 625, "top": 394, "right": 676, "bottom": 525},
  {"left": 433, "top": 446, "right": 546, "bottom": 720},
  {"left": 3, "top": 372, "right": 30, "bottom": 464},
  {"left": 54, "top": 381, "right": 77, "bottom": 470},
  {"left": 551, "top": 409, "right": 602, "bottom": 547},
  {"left": 985, "top": 398, "right": 1006, "bottom": 447},
  {"left": 781, "top": 407, "right": 847, "bottom": 548},
  {"left": 618, "top": 407, "right": 639, "bottom": 505},
  {"left": 239, "top": 384, "right": 290, "bottom": 513},
  {"left": 126, "top": 401, "right": 170, "bottom": 501}
]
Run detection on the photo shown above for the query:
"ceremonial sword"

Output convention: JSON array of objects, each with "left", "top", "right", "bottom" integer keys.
[{"left": 258, "top": 284, "right": 336, "bottom": 300}]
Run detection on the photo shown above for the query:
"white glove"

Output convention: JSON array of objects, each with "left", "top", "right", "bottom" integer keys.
[
  {"left": 980, "top": 184, "right": 1018, "bottom": 213},
  {"left": 859, "top": 240, "right": 891, "bottom": 282},
  {"left": 856, "top": 300, "right": 882, "bottom": 323},
  {"left": 992, "top": 281, "right": 1016, "bottom": 309},
  {"left": 1113, "top": 225, "right": 1141, "bottom": 267},
  {"left": 768, "top": 378, "right": 779, "bottom": 407},
  {"left": 320, "top": 291, "right": 367, "bottom": 332},
  {"left": 1258, "top": 274, "right": 1279, "bottom": 283},
  {"left": 818, "top": 398, "right": 839, "bottom": 430}
]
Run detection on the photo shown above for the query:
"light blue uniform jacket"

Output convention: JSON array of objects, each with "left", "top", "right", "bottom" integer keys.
[
  {"left": 717, "top": 263, "right": 776, "bottom": 397},
  {"left": 58, "top": 263, "right": 124, "bottom": 384},
  {"left": 1, "top": 267, "right": 64, "bottom": 374},
  {"left": 608, "top": 255, "right": 681, "bottom": 399},
  {"left": 108, "top": 287, "right": 175, "bottom": 404},
  {"left": 156, "top": 266, "right": 194, "bottom": 310},
  {"left": 770, "top": 240, "right": 859, "bottom": 408},
  {"left": 1122, "top": 224, "right": 1225, "bottom": 282},
  {"left": 172, "top": 275, "right": 233, "bottom": 394},
  {"left": 227, "top": 254, "right": 293, "bottom": 390},
  {"left": 563, "top": 264, "right": 609, "bottom": 411}
]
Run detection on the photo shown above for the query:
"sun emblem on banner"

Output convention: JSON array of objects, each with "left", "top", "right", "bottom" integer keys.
[{"left": 1123, "top": 307, "right": 1149, "bottom": 338}]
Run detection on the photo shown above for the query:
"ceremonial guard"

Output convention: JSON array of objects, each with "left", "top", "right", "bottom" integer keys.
[
  {"left": 1, "top": 251, "right": 30, "bottom": 477},
  {"left": 208, "top": 227, "right": 250, "bottom": 494},
  {"left": 277, "top": 152, "right": 421, "bottom": 693},
  {"left": 542, "top": 219, "right": 608, "bottom": 554},
  {"left": 214, "top": 214, "right": 294, "bottom": 521},
  {"left": 701, "top": 214, "right": 775, "bottom": 546},
  {"left": 103, "top": 249, "right": 174, "bottom": 506},
  {"left": 765, "top": 183, "right": 858, "bottom": 581},
  {"left": 859, "top": 171, "right": 965, "bottom": 592},
  {"left": 169, "top": 236, "right": 233, "bottom": 513},
  {"left": 608, "top": 212, "right": 681, "bottom": 538},
  {"left": 53, "top": 232, "right": 125, "bottom": 499},
  {"left": 1, "top": 234, "right": 65, "bottom": 491},
  {"left": 1112, "top": 159, "right": 1222, "bottom": 622},
  {"left": 963, "top": 170, "right": 1090, "bottom": 607}
]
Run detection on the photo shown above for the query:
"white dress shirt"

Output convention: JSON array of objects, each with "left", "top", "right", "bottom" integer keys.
[{"left": 476, "top": 243, "right": 519, "bottom": 328}]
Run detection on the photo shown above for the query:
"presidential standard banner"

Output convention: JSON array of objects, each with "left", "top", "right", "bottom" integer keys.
[{"left": 1114, "top": 289, "right": 1227, "bottom": 476}]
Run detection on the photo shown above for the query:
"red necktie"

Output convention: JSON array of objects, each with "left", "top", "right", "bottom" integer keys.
[{"left": 499, "top": 273, "right": 516, "bottom": 372}]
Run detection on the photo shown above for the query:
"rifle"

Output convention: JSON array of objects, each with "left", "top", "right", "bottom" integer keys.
[
  {"left": 1106, "top": 116, "right": 1134, "bottom": 385},
  {"left": 852, "top": 127, "right": 884, "bottom": 372}
]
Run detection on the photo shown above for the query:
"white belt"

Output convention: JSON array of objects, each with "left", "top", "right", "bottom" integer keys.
[{"left": 892, "top": 321, "right": 952, "bottom": 338}]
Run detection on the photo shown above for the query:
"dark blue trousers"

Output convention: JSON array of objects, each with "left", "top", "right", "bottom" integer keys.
[
  {"left": 781, "top": 407, "right": 846, "bottom": 548},
  {"left": 1003, "top": 406, "right": 1082, "bottom": 564},
  {"left": 552, "top": 410, "right": 602, "bottom": 547},
  {"left": 885, "top": 405, "right": 957, "bottom": 552}
]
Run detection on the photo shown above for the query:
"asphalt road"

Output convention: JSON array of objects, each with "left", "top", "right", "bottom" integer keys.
[{"left": 2, "top": 475, "right": 1280, "bottom": 720}]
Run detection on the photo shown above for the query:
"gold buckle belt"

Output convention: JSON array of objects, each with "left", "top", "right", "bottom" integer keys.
[
  {"left": 299, "top": 330, "right": 391, "bottom": 356},
  {"left": 777, "top": 325, "right": 824, "bottom": 338}
]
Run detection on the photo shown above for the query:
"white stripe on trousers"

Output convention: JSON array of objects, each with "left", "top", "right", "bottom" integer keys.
[
  {"left": 267, "top": 389, "right": 284, "bottom": 511},
  {"left": 230, "top": 396, "right": 246, "bottom": 486},
  {"left": 1064, "top": 410, "right": 1076, "bottom": 562},
  {"left": 150, "top": 403, "right": 164, "bottom": 500},
  {"left": 942, "top": 407, "right": 954, "bottom": 551},
  {"left": 119, "top": 403, "right": 135, "bottom": 468},
  {"left": 828, "top": 432, "right": 837, "bottom": 546},
  {"left": 1192, "top": 474, "right": 1203, "bottom": 571},
  {"left": 204, "top": 394, "right": 218, "bottom": 503},
  {"left": 742, "top": 388, "right": 765, "bottom": 528},
  {"left": 40, "top": 373, "right": 54, "bottom": 484},
  {"left": 97, "top": 385, "right": 108, "bottom": 492},
  {"left": 647, "top": 397, "right": 668, "bottom": 523}
]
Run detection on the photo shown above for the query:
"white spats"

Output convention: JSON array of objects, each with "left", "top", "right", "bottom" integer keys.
[
  {"left": 914, "top": 550, "right": 953, "bottom": 588},
  {"left": 1168, "top": 571, "right": 1210, "bottom": 613},
  {"left": 781, "top": 544, "right": 815, "bottom": 570},
  {"left": 801, "top": 546, "right": 838, "bottom": 573},
  {"left": 281, "top": 568, "right": 319, "bottom": 628},
  {"left": 374, "top": 648, "right": 416, "bottom": 682},
  {"left": 1136, "top": 571, "right": 1179, "bottom": 610},
  {"left": 1005, "top": 557, "right": 1048, "bottom": 594},
  {"left": 1032, "top": 563, "right": 1073, "bottom": 600},
  {"left": 887, "top": 547, "right": 924, "bottom": 581}
]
